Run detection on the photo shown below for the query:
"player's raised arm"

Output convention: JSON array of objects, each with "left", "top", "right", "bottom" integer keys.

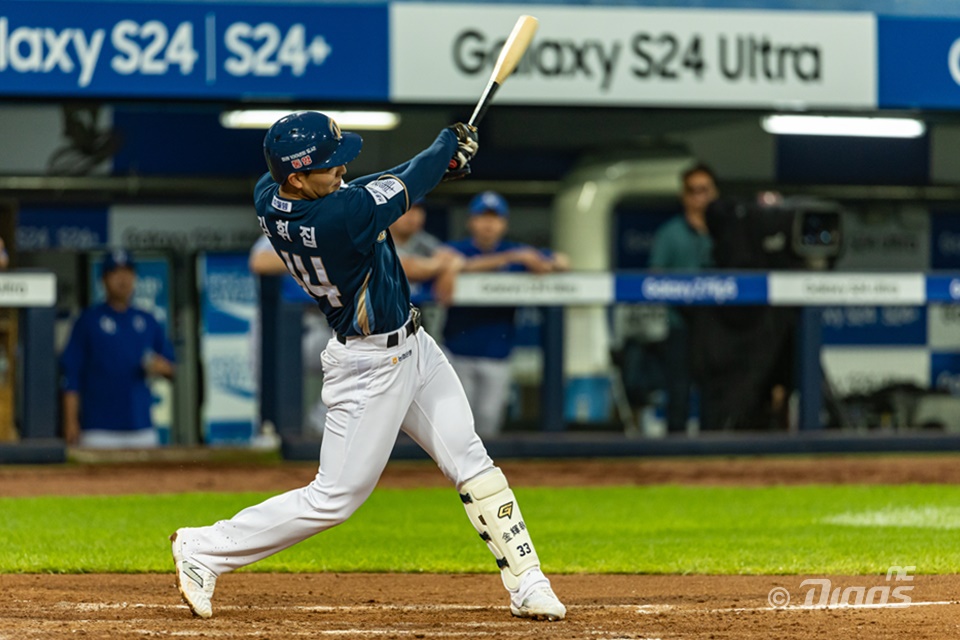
[
  {"left": 347, "top": 125, "right": 478, "bottom": 239},
  {"left": 349, "top": 160, "right": 412, "bottom": 187}
]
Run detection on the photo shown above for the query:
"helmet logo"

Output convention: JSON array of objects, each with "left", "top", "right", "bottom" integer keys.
[
  {"left": 291, "top": 155, "right": 313, "bottom": 170},
  {"left": 330, "top": 119, "right": 342, "bottom": 140}
]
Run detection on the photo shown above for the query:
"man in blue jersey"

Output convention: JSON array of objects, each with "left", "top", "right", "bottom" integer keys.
[
  {"left": 170, "top": 112, "right": 565, "bottom": 622},
  {"left": 443, "top": 191, "right": 569, "bottom": 437},
  {"left": 60, "top": 249, "right": 175, "bottom": 448}
]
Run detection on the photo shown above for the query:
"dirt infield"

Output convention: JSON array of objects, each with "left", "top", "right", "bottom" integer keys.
[
  {"left": 3, "top": 454, "right": 960, "bottom": 638},
  {"left": 3, "top": 573, "right": 959, "bottom": 640}
]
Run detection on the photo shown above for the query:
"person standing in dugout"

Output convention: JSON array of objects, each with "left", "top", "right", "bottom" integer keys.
[{"left": 169, "top": 111, "right": 566, "bottom": 622}]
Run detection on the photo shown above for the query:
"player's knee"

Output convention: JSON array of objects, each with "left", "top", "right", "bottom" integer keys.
[
  {"left": 304, "top": 480, "right": 372, "bottom": 521},
  {"left": 459, "top": 466, "right": 508, "bottom": 499}
]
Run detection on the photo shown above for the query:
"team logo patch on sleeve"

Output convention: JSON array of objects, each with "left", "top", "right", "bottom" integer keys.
[{"left": 364, "top": 178, "right": 405, "bottom": 206}]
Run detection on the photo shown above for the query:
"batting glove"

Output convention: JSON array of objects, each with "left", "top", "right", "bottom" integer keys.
[
  {"left": 447, "top": 123, "right": 479, "bottom": 171},
  {"left": 441, "top": 163, "right": 471, "bottom": 182}
]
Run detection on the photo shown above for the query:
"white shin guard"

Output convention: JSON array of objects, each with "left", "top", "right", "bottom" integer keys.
[{"left": 459, "top": 467, "right": 540, "bottom": 591}]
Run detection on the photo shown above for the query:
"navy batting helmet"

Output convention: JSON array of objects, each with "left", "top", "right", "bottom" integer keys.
[{"left": 263, "top": 111, "right": 362, "bottom": 184}]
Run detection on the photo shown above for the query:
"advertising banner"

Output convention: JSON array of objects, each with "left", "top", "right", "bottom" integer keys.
[
  {"left": 0, "top": 0, "right": 388, "bottom": 100},
  {"left": 199, "top": 252, "right": 257, "bottom": 445},
  {"left": 878, "top": 16, "right": 960, "bottom": 109},
  {"left": 768, "top": 272, "right": 926, "bottom": 305},
  {"left": 109, "top": 204, "right": 261, "bottom": 252},
  {"left": 820, "top": 305, "right": 927, "bottom": 346},
  {"left": 0, "top": 273, "right": 57, "bottom": 307},
  {"left": 17, "top": 207, "right": 108, "bottom": 251},
  {"left": 616, "top": 273, "right": 768, "bottom": 305},
  {"left": 454, "top": 272, "right": 613, "bottom": 306},
  {"left": 391, "top": 4, "right": 877, "bottom": 109}
]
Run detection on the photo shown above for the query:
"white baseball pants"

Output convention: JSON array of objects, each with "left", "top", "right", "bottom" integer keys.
[
  {"left": 449, "top": 355, "right": 513, "bottom": 438},
  {"left": 183, "top": 328, "right": 494, "bottom": 575}
]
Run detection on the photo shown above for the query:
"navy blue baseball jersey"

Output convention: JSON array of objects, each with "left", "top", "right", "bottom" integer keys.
[
  {"left": 254, "top": 130, "right": 457, "bottom": 337},
  {"left": 443, "top": 239, "right": 538, "bottom": 360},
  {"left": 60, "top": 302, "right": 175, "bottom": 431}
]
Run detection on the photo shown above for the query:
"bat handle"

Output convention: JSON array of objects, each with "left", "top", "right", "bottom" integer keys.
[{"left": 468, "top": 81, "right": 501, "bottom": 129}]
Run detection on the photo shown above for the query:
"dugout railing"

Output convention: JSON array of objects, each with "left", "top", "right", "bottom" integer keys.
[
  {"left": 5, "top": 269, "right": 959, "bottom": 464},
  {"left": 262, "top": 270, "right": 960, "bottom": 461}
]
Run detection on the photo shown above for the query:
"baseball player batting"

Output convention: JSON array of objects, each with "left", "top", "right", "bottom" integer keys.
[{"left": 169, "top": 111, "right": 566, "bottom": 622}]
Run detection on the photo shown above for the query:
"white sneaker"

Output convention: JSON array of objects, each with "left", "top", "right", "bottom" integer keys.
[
  {"left": 170, "top": 529, "right": 217, "bottom": 618},
  {"left": 510, "top": 586, "right": 566, "bottom": 621}
]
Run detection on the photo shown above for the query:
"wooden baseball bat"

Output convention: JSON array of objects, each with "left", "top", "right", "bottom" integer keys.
[{"left": 468, "top": 15, "right": 539, "bottom": 127}]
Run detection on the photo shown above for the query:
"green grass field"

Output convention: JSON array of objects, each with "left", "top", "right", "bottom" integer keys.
[{"left": 4, "top": 484, "right": 959, "bottom": 575}]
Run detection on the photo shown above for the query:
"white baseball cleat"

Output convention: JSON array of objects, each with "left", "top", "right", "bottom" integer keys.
[
  {"left": 170, "top": 529, "right": 217, "bottom": 619},
  {"left": 510, "top": 586, "right": 566, "bottom": 621}
]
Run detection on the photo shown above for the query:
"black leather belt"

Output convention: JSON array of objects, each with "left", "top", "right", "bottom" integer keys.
[{"left": 336, "top": 307, "right": 421, "bottom": 347}]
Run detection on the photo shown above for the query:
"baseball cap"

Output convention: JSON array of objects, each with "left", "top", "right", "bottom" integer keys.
[
  {"left": 102, "top": 249, "right": 136, "bottom": 274},
  {"left": 468, "top": 191, "right": 509, "bottom": 217}
]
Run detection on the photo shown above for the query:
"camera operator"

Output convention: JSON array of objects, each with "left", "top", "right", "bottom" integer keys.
[{"left": 701, "top": 193, "right": 842, "bottom": 431}]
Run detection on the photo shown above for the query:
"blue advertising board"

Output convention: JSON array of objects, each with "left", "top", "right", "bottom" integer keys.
[
  {"left": 17, "top": 207, "right": 108, "bottom": 251},
  {"left": 615, "top": 273, "right": 770, "bottom": 305},
  {"left": 0, "top": 1, "right": 388, "bottom": 100},
  {"left": 878, "top": 16, "right": 960, "bottom": 108},
  {"left": 820, "top": 305, "right": 927, "bottom": 346},
  {"left": 199, "top": 252, "right": 258, "bottom": 445}
]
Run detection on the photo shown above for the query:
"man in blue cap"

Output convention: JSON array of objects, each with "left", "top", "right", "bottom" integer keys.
[
  {"left": 60, "top": 249, "right": 175, "bottom": 448},
  {"left": 443, "top": 191, "right": 569, "bottom": 438}
]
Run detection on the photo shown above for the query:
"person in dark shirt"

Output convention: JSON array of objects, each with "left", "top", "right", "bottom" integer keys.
[{"left": 649, "top": 163, "right": 717, "bottom": 434}]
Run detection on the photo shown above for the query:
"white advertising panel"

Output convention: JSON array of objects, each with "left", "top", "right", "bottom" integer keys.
[
  {"left": 109, "top": 205, "right": 261, "bottom": 251},
  {"left": 391, "top": 4, "right": 876, "bottom": 109},
  {"left": 769, "top": 273, "right": 925, "bottom": 305},
  {"left": 0, "top": 272, "right": 56, "bottom": 307},
  {"left": 453, "top": 272, "right": 613, "bottom": 306}
]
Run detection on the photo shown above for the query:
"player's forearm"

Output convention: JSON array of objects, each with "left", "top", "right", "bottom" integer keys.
[
  {"left": 460, "top": 253, "right": 513, "bottom": 272},
  {"left": 350, "top": 161, "right": 412, "bottom": 187},
  {"left": 399, "top": 255, "right": 441, "bottom": 282},
  {"left": 389, "top": 130, "right": 457, "bottom": 204},
  {"left": 432, "top": 268, "right": 458, "bottom": 306},
  {"left": 551, "top": 252, "right": 571, "bottom": 271},
  {"left": 249, "top": 249, "right": 288, "bottom": 275}
]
